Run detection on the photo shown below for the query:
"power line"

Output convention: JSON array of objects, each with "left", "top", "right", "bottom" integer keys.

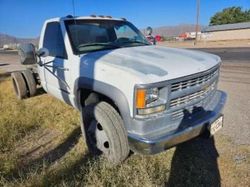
[
  {"left": 72, "top": 0, "right": 76, "bottom": 17},
  {"left": 195, "top": 0, "right": 200, "bottom": 45}
]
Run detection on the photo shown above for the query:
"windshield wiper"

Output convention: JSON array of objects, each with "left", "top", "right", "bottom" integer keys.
[
  {"left": 77, "top": 43, "right": 120, "bottom": 49},
  {"left": 119, "top": 40, "right": 150, "bottom": 46}
]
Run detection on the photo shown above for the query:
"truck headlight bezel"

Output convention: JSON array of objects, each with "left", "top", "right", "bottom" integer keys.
[{"left": 134, "top": 86, "right": 168, "bottom": 116}]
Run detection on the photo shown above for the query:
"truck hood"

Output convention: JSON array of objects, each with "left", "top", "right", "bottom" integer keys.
[{"left": 81, "top": 45, "right": 221, "bottom": 84}]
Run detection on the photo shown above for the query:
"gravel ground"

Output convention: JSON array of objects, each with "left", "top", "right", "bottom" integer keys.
[
  {"left": 219, "top": 63, "right": 250, "bottom": 145},
  {"left": 0, "top": 48, "right": 249, "bottom": 145},
  {"left": 195, "top": 48, "right": 250, "bottom": 145}
]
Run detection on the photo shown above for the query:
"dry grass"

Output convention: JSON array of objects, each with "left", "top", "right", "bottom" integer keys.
[{"left": 0, "top": 73, "right": 249, "bottom": 187}]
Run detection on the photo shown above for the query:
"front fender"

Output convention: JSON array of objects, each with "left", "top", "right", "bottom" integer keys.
[{"left": 74, "top": 77, "right": 132, "bottom": 129}]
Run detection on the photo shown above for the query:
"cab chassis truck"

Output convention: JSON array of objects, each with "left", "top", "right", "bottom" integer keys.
[{"left": 11, "top": 15, "right": 227, "bottom": 164}]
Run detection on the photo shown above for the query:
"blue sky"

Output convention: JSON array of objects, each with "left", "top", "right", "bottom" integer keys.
[{"left": 0, "top": 0, "right": 249, "bottom": 38}]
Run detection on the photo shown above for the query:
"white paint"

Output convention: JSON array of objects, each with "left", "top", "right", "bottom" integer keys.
[{"left": 38, "top": 17, "right": 221, "bottom": 117}]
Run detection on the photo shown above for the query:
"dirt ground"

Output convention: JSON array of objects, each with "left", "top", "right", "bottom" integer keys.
[
  {"left": 0, "top": 47, "right": 249, "bottom": 186},
  {"left": 0, "top": 51, "right": 26, "bottom": 74},
  {"left": 219, "top": 63, "right": 250, "bottom": 145}
]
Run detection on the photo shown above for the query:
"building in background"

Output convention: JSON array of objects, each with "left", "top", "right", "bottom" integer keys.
[
  {"left": 178, "top": 32, "right": 201, "bottom": 40},
  {"left": 202, "top": 22, "right": 250, "bottom": 41}
]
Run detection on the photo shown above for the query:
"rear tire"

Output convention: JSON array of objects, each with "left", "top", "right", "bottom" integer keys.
[
  {"left": 21, "top": 70, "right": 37, "bottom": 97},
  {"left": 82, "top": 101, "right": 130, "bottom": 164},
  {"left": 11, "top": 72, "right": 27, "bottom": 99}
]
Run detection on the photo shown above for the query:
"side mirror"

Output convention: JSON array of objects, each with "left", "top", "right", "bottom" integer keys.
[
  {"left": 18, "top": 43, "right": 37, "bottom": 65},
  {"left": 146, "top": 26, "right": 153, "bottom": 36},
  {"left": 37, "top": 48, "right": 49, "bottom": 57}
]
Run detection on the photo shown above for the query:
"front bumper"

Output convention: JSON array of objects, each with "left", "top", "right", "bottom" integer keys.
[{"left": 128, "top": 90, "right": 227, "bottom": 154}]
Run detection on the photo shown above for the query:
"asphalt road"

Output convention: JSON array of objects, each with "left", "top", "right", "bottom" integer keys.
[
  {"left": 193, "top": 47, "right": 250, "bottom": 63},
  {"left": 0, "top": 47, "right": 250, "bottom": 145}
]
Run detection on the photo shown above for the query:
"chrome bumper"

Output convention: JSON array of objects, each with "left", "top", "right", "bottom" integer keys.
[{"left": 128, "top": 90, "right": 227, "bottom": 155}]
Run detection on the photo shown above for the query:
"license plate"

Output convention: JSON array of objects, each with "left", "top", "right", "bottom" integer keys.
[{"left": 209, "top": 116, "right": 223, "bottom": 135}]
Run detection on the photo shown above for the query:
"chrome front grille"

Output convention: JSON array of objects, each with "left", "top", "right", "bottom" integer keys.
[
  {"left": 171, "top": 68, "right": 219, "bottom": 92},
  {"left": 170, "top": 81, "right": 216, "bottom": 108}
]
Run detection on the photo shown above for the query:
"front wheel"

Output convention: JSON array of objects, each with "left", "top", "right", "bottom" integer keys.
[{"left": 81, "top": 101, "right": 130, "bottom": 164}]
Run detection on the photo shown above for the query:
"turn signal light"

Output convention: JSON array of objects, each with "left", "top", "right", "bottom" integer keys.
[{"left": 136, "top": 89, "right": 146, "bottom": 108}]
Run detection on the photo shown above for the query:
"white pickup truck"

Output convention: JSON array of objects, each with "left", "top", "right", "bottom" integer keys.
[{"left": 12, "top": 15, "right": 227, "bottom": 164}]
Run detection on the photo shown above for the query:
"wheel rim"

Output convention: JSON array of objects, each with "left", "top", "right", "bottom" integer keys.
[{"left": 87, "top": 119, "right": 110, "bottom": 155}]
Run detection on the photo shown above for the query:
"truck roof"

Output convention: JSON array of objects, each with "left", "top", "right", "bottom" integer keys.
[{"left": 46, "top": 15, "right": 126, "bottom": 23}]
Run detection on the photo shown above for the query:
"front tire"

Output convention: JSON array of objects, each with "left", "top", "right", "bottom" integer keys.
[{"left": 82, "top": 101, "right": 130, "bottom": 164}]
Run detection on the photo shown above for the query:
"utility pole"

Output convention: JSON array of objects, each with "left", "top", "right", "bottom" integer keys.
[{"left": 194, "top": 0, "right": 200, "bottom": 45}]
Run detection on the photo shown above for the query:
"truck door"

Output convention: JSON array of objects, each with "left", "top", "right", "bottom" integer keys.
[{"left": 39, "top": 22, "right": 71, "bottom": 103}]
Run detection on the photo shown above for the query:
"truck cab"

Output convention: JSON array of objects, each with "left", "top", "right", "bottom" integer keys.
[{"left": 14, "top": 15, "right": 227, "bottom": 163}]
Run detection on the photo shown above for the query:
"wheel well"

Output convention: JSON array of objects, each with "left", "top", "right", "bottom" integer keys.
[{"left": 79, "top": 89, "right": 121, "bottom": 115}]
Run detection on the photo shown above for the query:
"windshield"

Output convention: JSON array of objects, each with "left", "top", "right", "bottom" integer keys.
[{"left": 65, "top": 19, "right": 150, "bottom": 54}]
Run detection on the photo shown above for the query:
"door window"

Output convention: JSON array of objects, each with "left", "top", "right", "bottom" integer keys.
[{"left": 43, "top": 22, "right": 67, "bottom": 59}]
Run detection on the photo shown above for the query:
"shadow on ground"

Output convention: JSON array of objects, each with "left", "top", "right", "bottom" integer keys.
[
  {"left": 166, "top": 137, "right": 220, "bottom": 187},
  {"left": 42, "top": 152, "right": 97, "bottom": 185},
  {"left": 35, "top": 86, "right": 46, "bottom": 96},
  {"left": 7, "top": 127, "right": 83, "bottom": 180},
  {"left": 3, "top": 104, "right": 221, "bottom": 186},
  {"left": 29, "top": 127, "right": 82, "bottom": 164},
  {"left": 165, "top": 106, "right": 221, "bottom": 186},
  {"left": 39, "top": 135, "right": 221, "bottom": 186},
  {"left": 5, "top": 126, "right": 221, "bottom": 186}
]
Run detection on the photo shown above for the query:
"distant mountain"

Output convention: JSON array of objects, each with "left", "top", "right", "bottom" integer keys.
[
  {"left": 1, "top": 23, "right": 204, "bottom": 47},
  {"left": 142, "top": 24, "right": 205, "bottom": 37},
  {"left": 0, "top": 33, "right": 39, "bottom": 47}
]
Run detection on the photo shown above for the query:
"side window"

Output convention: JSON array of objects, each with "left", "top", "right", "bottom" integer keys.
[{"left": 43, "top": 22, "right": 67, "bottom": 59}]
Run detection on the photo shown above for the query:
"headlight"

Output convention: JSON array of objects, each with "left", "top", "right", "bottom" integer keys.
[
  {"left": 146, "top": 88, "right": 159, "bottom": 104},
  {"left": 135, "top": 87, "right": 166, "bottom": 115}
]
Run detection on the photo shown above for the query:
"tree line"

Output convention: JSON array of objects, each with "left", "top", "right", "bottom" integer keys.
[{"left": 210, "top": 6, "right": 250, "bottom": 26}]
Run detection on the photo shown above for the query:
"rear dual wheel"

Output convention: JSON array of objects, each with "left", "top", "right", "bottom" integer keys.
[
  {"left": 82, "top": 101, "right": 130, "bottom": 164},
  {"left": 21, "top": 70, "right": 37, "bottom": 97},
  {"left": 11, "top": 71, "right": 27, "bottom": 99},
  {"left": 11, "top": 70, "right": 37, "bottom": 99}
]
